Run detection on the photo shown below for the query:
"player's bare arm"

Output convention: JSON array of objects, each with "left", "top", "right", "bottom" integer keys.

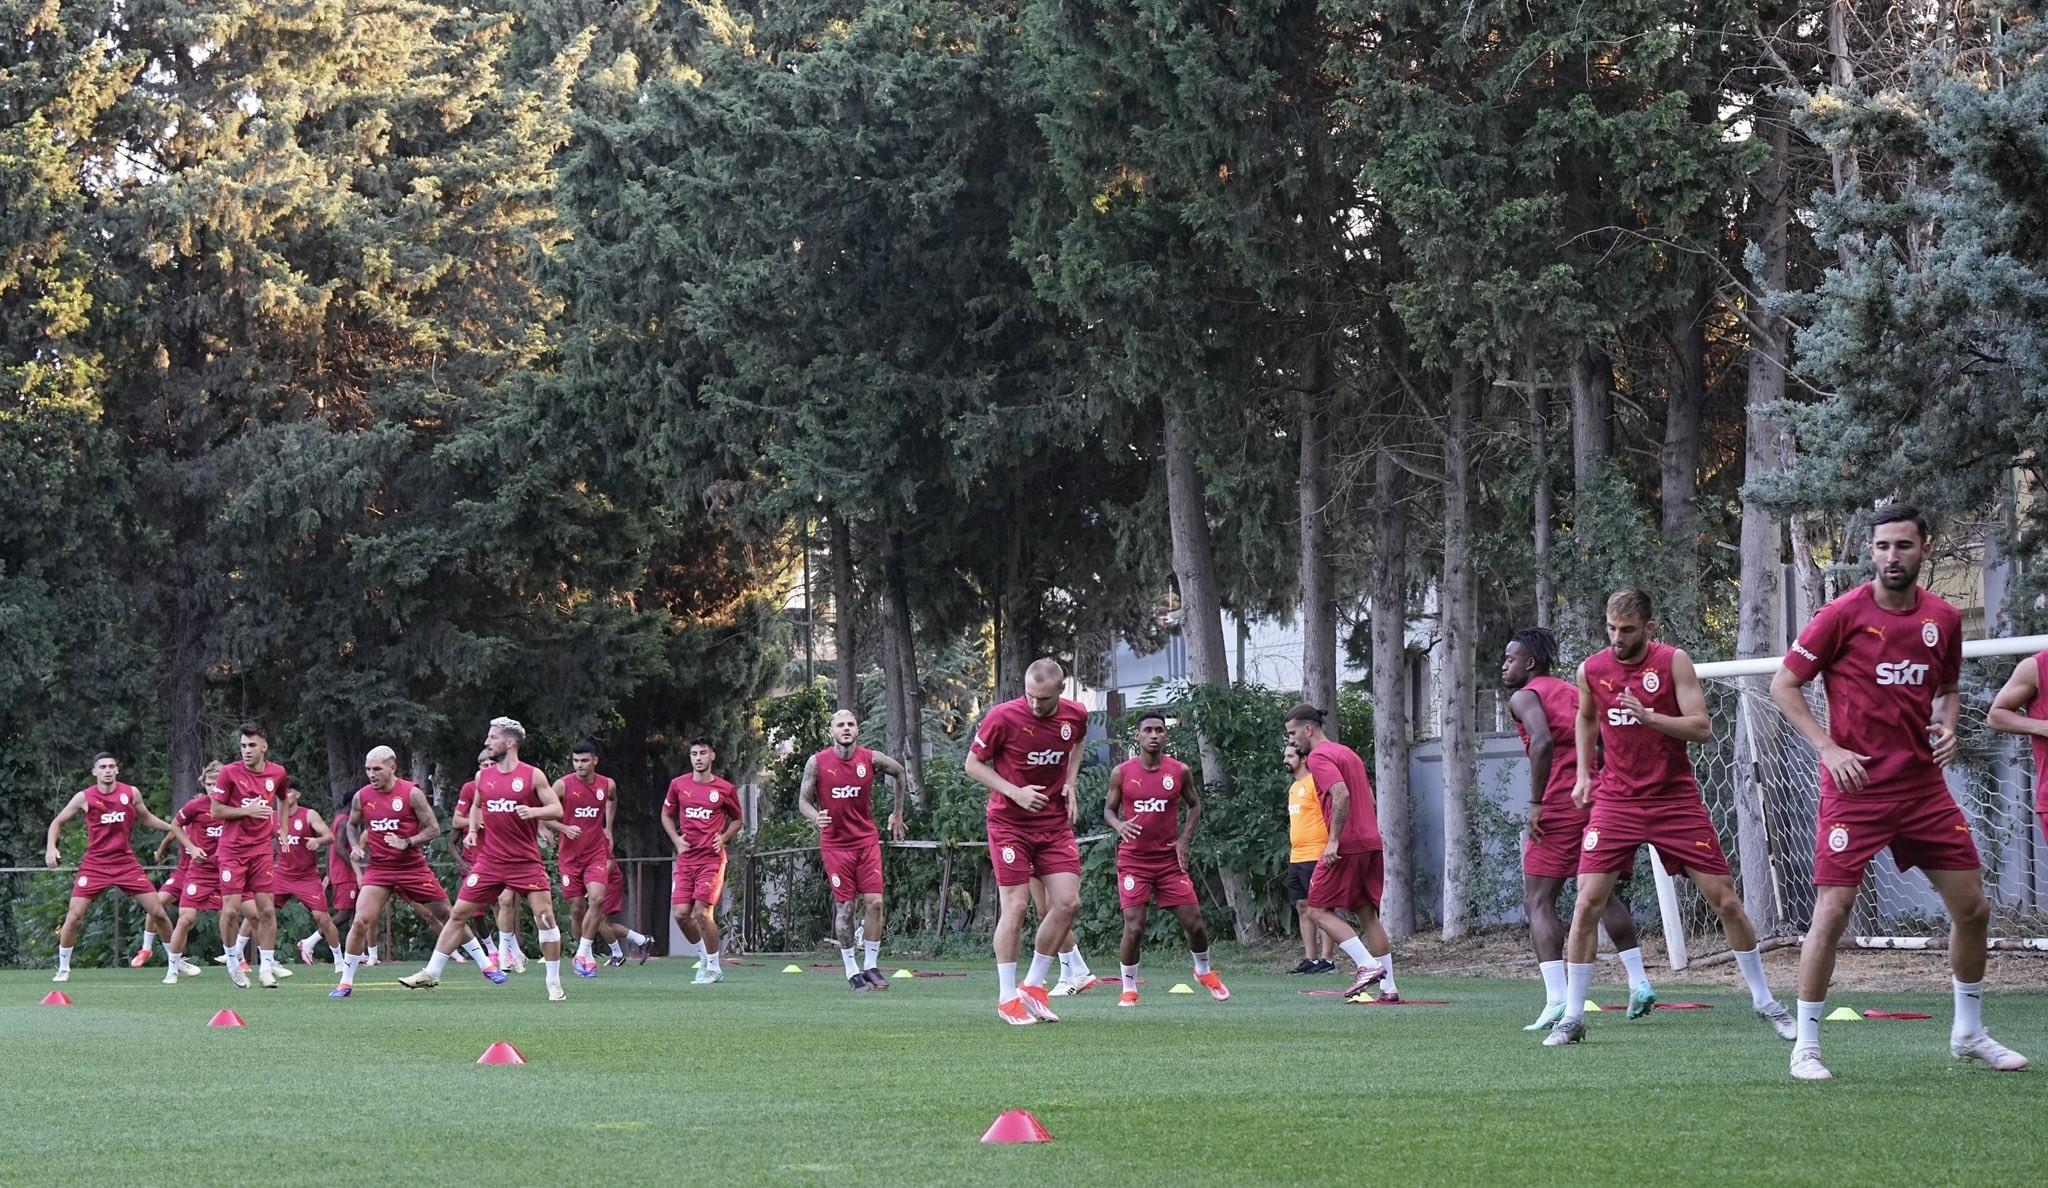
[
  {"left": 346, "top": 797, "right": 369, "bottom": 864},
  {"left": 964, "top": 752, "right": 1047, "bottom": 812},
  {"left": 1770, "top": 662, "right": 1870, "bottom": 792},
  {"left": 709, "top": 812, "right": 741, "bottom": 852},
  {"left": 797, "top": 754, "right": 827, "bottom": 830},
  {"left": 1062, "top": 739, "right": 1085, "bottom": 827},
  {"left": 1572, "top": 662, "right": 1599, "bottom": 808},
  {"left": 404, "top": 788, "right": 443, "bottom": 849},
  {"left": 304, "top": 809, "right": 334, "bottom": 851},
  {"left": 1509, "top": 686, "right": 1553, "bottom": 839},
  {"left": 661, "top": 802, "right": 688, "bottom": 854},
  {"left": 1929, "top": 683, "right": 1962, "bottom": 765},
  {"left": 517, "top": 776, "right": 563, "bottom": 823},
  {"left": 604, "top": 786, "right": 618, "bottom": 847},
  {"left": 1989, "top": 657, "right": 2047, "bottom": 739},
  {"left": 1104, "top": 765, "right": 1139, "bottom": 843},
  {"left": 872, "top": 751, "right": 912, "bottom": 840},
  {"left": 1175, "top": 777, "right": 1202, "bottom": 872},
  {"left": 139, "top": 803, "right": 194, "bottom": 857},
  {"left": 43, "top": 792, "right": 87, "bottom": 866},
  {"left": 1617, "top": 649, "right": 1712, "bottom": 743}
]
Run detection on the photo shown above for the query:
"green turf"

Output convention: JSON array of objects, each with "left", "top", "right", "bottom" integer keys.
[{"left": 2, "top": 956, "right": 2041, "bottom": 1186}]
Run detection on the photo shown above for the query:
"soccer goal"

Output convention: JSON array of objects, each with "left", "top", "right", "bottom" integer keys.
[{"left": 1651, "top": 634, "right": 2048, "bottom": 968}]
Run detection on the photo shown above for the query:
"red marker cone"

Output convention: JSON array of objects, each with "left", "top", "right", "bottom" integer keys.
[
  {"left": 207, "top": 1009, "right": 246, "bottom": 1027},
  {"left": 980, "top": 1110, "right": 1052, "bottom": 1143},
  {"left": 477, "top": 1042, "right": 527, "bottom": 1065},
  {"left": 41, "top": 991, "right": 72, "bottom": 1006}
]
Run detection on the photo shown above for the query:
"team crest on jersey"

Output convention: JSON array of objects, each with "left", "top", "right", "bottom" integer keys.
[
  {"left": 1922, "top": 621, "right": 1940, "bottom": 648},
  {"left": 1123, "top": 875, "right": 1135, "bottom": 891},
  {"left": 1582, "top": 829, "right": 1599, "bottom": 851},
  {"left": 265, "top": 779, "right": 276, "bottom": 792},
  {"left": 1060, "top": 723, "right": 1073, "bottom": 741},
  {"left": 1162, "top": 775, "right": 1175, "bottom": 791},
  {"left": 596, "top": 789, "right": 605, "bottom": 801},
  {"left": 1828, "top": 825, "right": 1849, "bottom": 853},
  {"left": 222, "top": 870, "right": 235, "bottom": 885},
  {"left": 1642, "top": 671, "right": 1662, "bottom": 694},
  {"left": 856, "top": 764, "right": 867, "bottom": 778},
  {"left": 186, "top": 882, "right": 199, "bottom": 895},
  {"left": 511, "top": 778, "right": 524, "bottom": 793},
  {"left": 117, "top": 791, "right": 129, "bottom": 805},
  {"left": 391, "top": 797, "right": 403, "bottom": 812},
  {"left": 709, "top": 790, "right": 720, "bottom": 803},
  {"left": 1001, "top": 846, "right": 1016, "bottom": 865},
  {"left": 293, "top": 819, "right": 303, "bottom": 831}
]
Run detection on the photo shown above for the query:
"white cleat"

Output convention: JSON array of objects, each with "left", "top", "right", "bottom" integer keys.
[
  {"left": 228, "top": 963, "right": 250, "bottom": 989},
  {"left": 1951, "top": 1031, "right": 2029, "bottom": 1071},
  {"left": 162, "top": 969, "right": 179, "bottom": 986},
  {"left": 1756, "top": 1001, "right": 1797, "bottom": 1041},
  {"left": 398, "top": 970, "right": 441, "bottom": 989},
  {"left": 298, "top": 939, "right": 317, "bottom": 966},
  {"left": 1542, "top": 1017, "right": 1586, "bottom": 1046},
  {"left": 547, "top": 982, "right": 566, "bottom": 1002},
  {"left": 258, "top": 966, "right": 279, "bottom": 989},
  {"left": 1789, "top": 1048, "right": 1834, "bottom": 1081},
  {"left": 51, "top": 969, "right": 70, "bottom": 984},
  {"left": 178, "top": 959, "right": 203, "bottom": 976},
  {"left": 509, "top": 952, "right": 528, "bottom": 975},
  {"left": 273, "top": 964, "right": 293, "bottom": 978},
  {"left": 1524, "top": 1002, "right": 1566, "bottom": 1032}
]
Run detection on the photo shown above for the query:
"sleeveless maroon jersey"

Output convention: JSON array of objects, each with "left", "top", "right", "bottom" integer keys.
[
  {"left": 2031, "top": 649, "right": 2048, "bottom": 817},
  {"left": 556, "top": 772, "right": 615, "bottom": 864},
  {"left": 1114, "top": 755, "right": 1189, "bottom": 861},
  {"left": 174, "top": 794, "right": 225, "bottom": 871},
  {"left": 813, "top": 746, "right": 879, "bottom": 847},
  {"left": 1582, "top": 641, "right": 1698, "bottom": 800},
  {"left": 473, "top": 763, "right": 548, "bottom": 867},
  {"left": 356, "top": 780, "right": 431, "bottom": 872},
  {"left": 274, "top": 804, "right": 320, "bottom": 879},
  {"left": 80, "top": 783, "right": 142, "bottom": 868},
  {"left": 1512, "top": 674, "right": 1582, "bottom": 811}
]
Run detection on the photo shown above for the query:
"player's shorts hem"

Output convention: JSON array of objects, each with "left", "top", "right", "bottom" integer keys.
[{"left": 988, "top": 828, "right": 1082, "bottom": 886}]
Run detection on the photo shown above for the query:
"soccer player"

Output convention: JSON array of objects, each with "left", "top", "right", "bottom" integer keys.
[
  {"left": 1502, "top": 628, "right": 1658, "bottom": 1029},
  {"left": 1544, "top": 588, "right": 1793, "bottom": 1048},
  {"left": 549, "top": 738, "right": 620, "bottom": 978},
  {"left": 594, "top": 858, "right": 652, "bottom": 965},
  {"left": 1772, "top": 506, "right": 2028, "bottom": 1079},
  {"left": 1283, "top": 703, "right": 1400, "bottom": 1004},
  {"left": 1283, "top": 740, "right": 1335, "bottom": 974},
  {"left": 325, "top": 815, "right": 363, "bottom": 961},
  {"left": 798, "top": 710, "right": 912, "bottom": 991},
  {"left": 1103, "top": 710, "right": 1226, "bottom": 1006},
  {"left": 273, "top": 784, "right": 345, "bottom": 969},
  {"left": 661, "top": 738, "right": 744, "bottom": 985},
  {"left": 336, "top": 746, "right": 499, "bottom": 997},
  {"left": 401, "top": 719, "right": 566, "bottom": 999},
  {"left": 209, "top": 721, "right": 287, "bottom": 988},
  {"left": 453, "top": 749, "right": 520, "bottom": 972},
  {"left": 43, "top": 753, "right": 191, "bottom": 982},
  {"left": 1987, "top": 644, "right": 2048, "bottom": 846},
  {"left": 966, "top": 657, "right": 1093, "bottom": 1025},
  {"left": 150, "top": 761, "right": 223, "bottom": 979}
]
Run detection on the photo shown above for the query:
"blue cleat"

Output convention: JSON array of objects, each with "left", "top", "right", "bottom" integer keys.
[
  {"left": 1627, "top": 985, "right": 1658, "bottom": 1020},
  {"left": 482, "top": 965, "right": 509, "bottom": 986},
  {"left": 329, "top": 985, "right": 353, "bottom": 999}
]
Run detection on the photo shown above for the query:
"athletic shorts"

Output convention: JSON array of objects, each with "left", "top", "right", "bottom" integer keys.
[
  {"left": 557, "top": 855, "right": 613, "bottom": 899},
  {"left": 673, "top": 852, "right": 728, "bottom": 907},
  {"left": 363, "top": 864, "right": 452, "bottom": 907},
  {"left": 1116, "top": 855, "right": 1198, "bottom": 910},
  {"left": 457, "top": 862, "right": 551, "bottom": 907},
  {"left": 987, "top": 825, "right": 1082, "bottom": 888},
  {"left": 1814, "top": 790, "right": 1981, "bottom": 886},
  {"left": 603, "top": 866, "right": 624, "bottom": 917},
  {"left": 822, "top": 842, "right": 883, "bottom": 902},
  {"left": 330, "top": 878, "right": 359, "bottom": 913},
  {"left": 1577, "top": 796, "right": 1730, "bottom": 878},
  {"left": 72, "top": 862, "right": 158, "bottom": 903},
  {"left": 179, "top": 872, "right": 223, "bottom": 912},
  {"left": 1306, "top": 850, "right": 1384, "bottom": 912},
  {"left": 1524, "top": 801, "right": 1593, "bottom": 879},
  {"left": 1284, "top": 860, "right": 1318, "bottom": 903},
  {"left": 272, "top": 875, "right": 329, "bottom": 913},
  {"left": 216, "top": 849, "right": 275, "bottom": 897}
]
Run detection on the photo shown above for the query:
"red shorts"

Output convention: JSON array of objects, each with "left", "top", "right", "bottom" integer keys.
[
  {"left": 988, "top": 826, "right": 1082, "bottom": 888},
  {"left": 72, "top": 862, "right": 158, "bottom": 903},
  {"left": 822, "top": 842, "right": 883, "bottom": 902},
  {"left": 331, "top": 878, "right": 359, "bottom": 913},
  {"left": 673, "top": 853, "right": 728, "bottom": 907},
  {"left": 216, "top": 849, "right": 275, "bottom": 897},
  {"left": 1306, "top": 849, "right": 1384, "bottom": 912},
  {"left": 603, "top": 867, "right": 624, "bottom": 917},
  {"left": 179, "top": 871, "right": 223, "bottom": 912},
  {"left": 557, "top": 855, "right": 613, "bottom": 899},
  {"left": 1523, "top": 801, "right": 1592, "bottom": 879},
  {"left": 1814, "top": 790, "right": 1981, "bottom": 886},
  {"left": 1116, "top": 854, "right": 1198, "bottom": 910},
  {"left": 457, "top": 861, "right": 551, "bottom": 906},
  {"left": 1577, "top": 796, "right": 1730, "bottom": 878},
  {"left": 362, "top": 863, "right": 452, "bottom": 907},
  {"left": 272, "top": 875, "right": 329, "bottom": 913}
]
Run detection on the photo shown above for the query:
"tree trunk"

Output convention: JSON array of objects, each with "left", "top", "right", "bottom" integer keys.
[
  {"left": 1527, "top": 356, "right": 1555, "bottom": 630},
  {"left": 167, "top": 600, "right": 206, "bottom": 804},
  {"left": 996, "top": 510, "right": 1031, "bottom": 702},
  {"left": 878, "top": 533, "right": 924, "bottom": 800},
  {"left": 1439, "top": 370, "right": 1479, "bottom": 939},
  {"left": 1826, "top": 0, "right": 1862, "bottom": 274},
  {"left": 1298, "top": 383, "right": 1338, "bottom": 736},
  {"left": 324, "top": 722, "right": 364, "bottom": 818},
  {"left": 1662, "top": 282, "right": 1709, "bottom": 584},
  {"left": 828, "top": 513, "right": 859, "bottom": 716},
  {"left": 1569, "top": 344, "right": 1615, "bottom": 636},
  {"left": 1372, "top": 434, "right": 1415, "bottom": 940},
  {"left": 1162, "top": 392, "right": 1259, "bottom": 942}
]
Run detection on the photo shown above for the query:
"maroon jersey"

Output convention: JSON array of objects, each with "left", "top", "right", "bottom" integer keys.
[
  {"left": 274, "top": 805, "right": 320, "bottom": 879},
  {"left": 556, "top": 772, "right": 615, "bottom": 865},
  {"left": 1114, "top": 756, "right": 1190, "bottom": 861},
  {"left": 80, "top": 783, "right": 143, "bottom": 867},
  {"left": 664, "top": 774, "right": 741, "bottom": 849},
  {"left": 211, "top": 761, "right": 286, "bottom": 854},
  {"left": 356, "top": 780, "right": 431, "bottom": 872},
  {"left": 1583, "top": 641, "right": 1698, "bottom": 800},
  {"left": 1784, "top": 584, "right": 1963, "bottom": 800},
  {"left": 1513, "top": 674, "right": 1583, "bottom": 811},
  {"left": 174, "top": 795, "right": 225, "bottom": 874},
  {"left": 969, "top": 696, "right": 1090, "bottom": 829},
  {"left": 327, "top": 829, "right": 359, "bottom": 891},
  {"left": 2030, "top": 649, "right": 2048, "bottom": 817},
  {"left": 813, "top": 746, "right": 879, "bottom": 847},
  {"left": 472, "top": 763, "right": 548, "bottom": 867},
  {"left": 1302, "top": 740, "right": 1382, "bottom": 852}
]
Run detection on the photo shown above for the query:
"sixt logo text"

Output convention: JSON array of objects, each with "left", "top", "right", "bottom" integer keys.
[
  {"left": 1025, "top": 749, "right": 1067, "bottom": 766},
  {"left": 1874, "top": 661, "right": 1929, "bottom": 686},
  {"left": 1131, "top": 798, "right": 1169, "bottom": 813}
]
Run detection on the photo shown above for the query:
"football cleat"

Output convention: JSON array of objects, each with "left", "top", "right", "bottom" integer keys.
[
  {"left": 212, "top": 954, "right": 231, "bottom": 965},
  {"left": 397, "top": 970, "right": 440, "bottom": 990},
  {"left": 1196, "top": 971, "right": 1230, "bottom": 1001},
  {"left": 239, "top": 960, "right": 251, "bottom": 974},
  {"left": 129, "top": 947, "right": 153, "bottom": 969},
  {"left": 607, "top": 950, "right": 627, "bottom": 968},
  {"left": 573, "top": 955, "right": 599, "bottom": 979},
  {"left": 1343, "top": 964, "right": 1384, "bottom": 999},
  {"left": 258, "top": 966, "right": 279, "bottom": 989},
  {"left": 1524, "top": 1002, "right": 1566, "bottom": 1032},
  {"left": 635, "top": 941, "right": 651, "bottom": 966},
  {"left": 508, "top": 951, "right": 528, "bottom": 975},
  {"left": 1789, "top": 1048, "right": 1833, "bottom": 1081},
  {"left": 1049, "top": 974, "right": 1099, "bottom": 997},
  {"left": 997, "top": 998, "right": 1037, "bottom": 1026},
  {"left": 273, "top": 964, "right": 293, "bottom": 978},
  {"left": 547, "top": 982, "right": 567, "bottom": 1002},
  {"left": 1019, "top": 985, "right": 1062, "bottom": 1022},
  {"left": 1951, "top": 1031, "right": 2029, "bottom": 1071},
  {"left": 227, "top": 963, "right": 250, "bottom": 989},
  {"left": 298, "top": 939, "right": 317, "bottom": 966},
  {"left": 1543, "top": 1017, "right": 1587, "bottom": 1046},
  {"left": 178, "top": 959, "right": 203, "bottom": 976},
  {"left": 1287, "top": 958, "right": 1319, "bottom": 975},
  {"left": 329, "top": 985, "right": 353, "bottom": 999},
  {"left": 1310, "top": 958, "right": 1337, "bottom": 973},
  {"left": 861, "top": 968, "right": 890, "bottom": 991},
  {"left": 480, "top": 963, "right": 508, "bottom": 986},
  {"left": 848, "top": 974, "right": 872, "bottom": 993},
  {"left": 161, "top": 969, "right": 179, "bottom": 985},
  {"left": 1627, "top": 985, "right": 1658, "bottom": 1019},
  {"left": 51, "top": 969, "right": 70, "bottom": 984},
  {"left": 1117, "top": 990, "right": 1139, "bottom": 1008},
  {"left": 692, "top": 968, "right": 723, "bottom": 985},
  {"left": 1756, "top": 1001, "right": 1797, "bottom": 1041}
]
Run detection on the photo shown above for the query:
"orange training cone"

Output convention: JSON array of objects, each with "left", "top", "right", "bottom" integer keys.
[
  {"left": 477, "top": 1042, "right": 527, "bottom": 1065},
  {"left": 980, "top": 1110, "right": 1053, "bottom": 1143},
  {"left": 207, "top": 1009, "right": 246, "bottom": 1027},
  {"left": 41, "top": 991, "right": 72, "bottom": 1006}
]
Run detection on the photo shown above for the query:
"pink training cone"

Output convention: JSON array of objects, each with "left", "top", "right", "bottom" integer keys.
[
  {"left": 477, "top": 1042, "right": 527, "bottom": 1065},
  {"left": 981, "top": 1110, "right": 1053, "bottom": 1144},
  {"left": 207, "top": 1009, "right": 246, "bottom": 1027},
  {"left": 41, "top": 991, "right": 73, "bottom": 1006}
]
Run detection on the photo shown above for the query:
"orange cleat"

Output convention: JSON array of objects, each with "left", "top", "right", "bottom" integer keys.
[
  {"left": 1117, "top": 990, "right": 1139, "bottom": 1007},
  {"left": 1196, "top": 971, "right": 1230, "bottom": 1001},
  {"left": 997, "top": 997, "right": 1037, "bottom": 1026},
  {"left": 1019, "top": 985, "right": 1062, "bottom": 1022},
  {"left": 128, "top": 947, "right": 153, "bottom": 969}
]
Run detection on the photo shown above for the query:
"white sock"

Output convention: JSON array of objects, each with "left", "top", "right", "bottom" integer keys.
[
  {"left": 499, "top": 932, "right": 517, "bottom": 958},
  {"left": 1121, "top": 962, "right": 1140, "bottom": 992},
  {"left": 1337, "top": 937, "right": 1372, "bottom": 969},
  {"left": 1061, "top": 946, "right": 1091, "bottom": 980},
  {"left": 58, "top": 946, "right": 73, "bottom": 971},
  {"left": 301, "top": 932, "right": 319, "bottom": 948},
  {"left": 626, "top": 930, "right": 650, "bottom": 946},
  {"left": 230, "top": 936, "right": 248, "bottom": 959},
  {"left": 1370, "top": 949, "right": 1396, "bottom": 993},
  {"left": 1191, "top": 949, "right": 1211, "bottom": 975},
  {"left": 140, "top": 930, "right": 157, "bottom": 953},
  {"left": 1617, "top": 946, "right": 1650, "bottom": 991},
  {"left": 863, "top": 940, "right": 880, "bottom": 970},
  {"left": 1732, "top": 947, "right": 1773, "bottom": 1009},
  {"left": 1562, "top": 961, "right": 1594, "bottom": 1024},
  {"left": 609, "top": 941, "right": 624, "bottom": 958},
  {"left": 258, "top": 948, "right": 276, "bottom": 971},
  {"left": 1796, "top": 999, "right": 1823, "bottom": 1051},
  {"left": 545, "top": 959, "right": 561, "bottom": 985},
  {"left": 341, "top": 954, "right": 362, "bottom": 986},
  {"left": 704, "top": 946, "right": 721, "bottom": 972},
  {"left": 577, "top": 937, "right": 594, "bottom": 959},
  {"left": 1953, "top": 978, "right": 1984, "bottom": 1039},
  {"left": 1024, "top": 950, "right": 1054, "bottom": 988},
  {"left": 997, "top": 961, "right": 1019, "bottom": 1002},
  {"left": 167, "top": 950, "right": 183, "bottom": 969},
  {"left": 841, "top": 947, "right": 861, "bottom": 978},
  {"left": 424, "top": 949, "right": 451, "bottom": 978},
  {"left": 460, "top": 937, "right": 490, "bottom": 966},
  {"left": 367, "top": 945, "right": 379, "bottom": 962},
  {"left": 1539, "top": 959, "right": 1566, "bottom": 1006}
]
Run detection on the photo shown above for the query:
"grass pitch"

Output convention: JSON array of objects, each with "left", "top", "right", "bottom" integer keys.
[{"left": 2, "top": 955, "right": 2042, "bottom": 1186}]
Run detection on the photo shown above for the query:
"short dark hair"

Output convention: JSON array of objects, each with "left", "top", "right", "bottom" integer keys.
[
  {"left": 1135, "top": 710, "right": 1168, "bottom": 728},
  {"left": 1606, "top": 588, "right": 1654, "bottom": 622},
  {"left": 1284, "top": 702, "right": 1327, "bottom": 727},
  {"left": 238, "top": 720, "right": 268, "bottom": 741},
  {"left": 1872, "top": 502, "right": 1931, "bottom": 541},
  {"left": 1510, "top": 628, "right": 1558, "bottom": 675},
  {"left": 91, "top": 752, "right": 117, "bottom": 765},
  {"left": 572, "top": 738, "right": 600, "bottom": 756},
  {"left": 689, "top": 737, "right": 716, "bottom": 752}
]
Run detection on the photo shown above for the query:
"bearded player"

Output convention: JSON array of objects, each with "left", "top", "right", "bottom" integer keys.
[
  {"left": 1544, "top": 588, "right": 1793, "bottom": 1048},
  {"left": 209, "top": 722, "right": 287, "bottom": 988},
  {"left": 798, "top": 710, "right": 912, "bottom": 991},
  {"left": 662, "top": 738, "right": 744, "bottom": 985},
  {"left": 548, "top": 738, "right": 620, "bottom": 978},
  {"left": 43, "top": 753, "right": 191, "bottom": 982},
  {"left": 402, "top": 720, "right": 565, "bottom": 998},
  {"left": 1773, "top": 506, "right": 2027, "bottom": 1079},
  {"left": 1502, "top": 628, "right": 1658, "bottom": 1030},
  {"left": 1103, "top": 710, "right": 1226, "bottom": 1006},
  {"left": 273, "top": 783, "right": 345, "bottom": 970},
  {"left": 1283, "top": 703, "right": 1400, "bottom": 1004},
  {"left": 966, "top": 657, "right": 1093, "bottom": 1025}
]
